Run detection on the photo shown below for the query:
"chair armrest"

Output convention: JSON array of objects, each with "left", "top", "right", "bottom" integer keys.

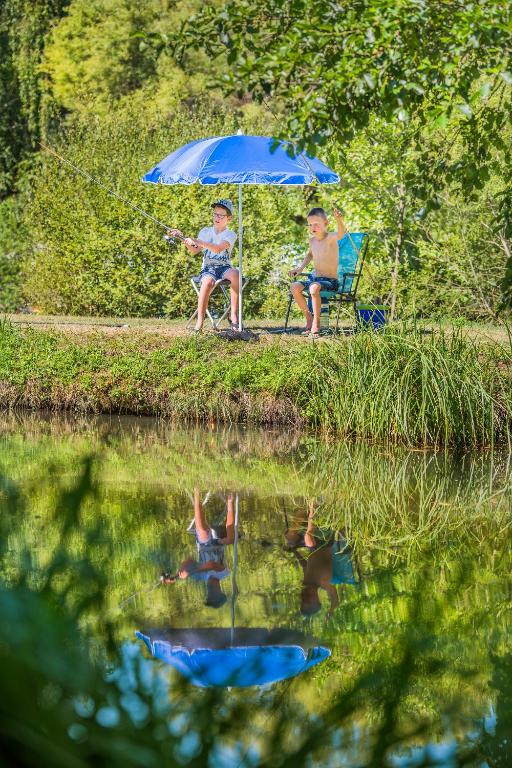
[{"left": 338, "top": 271, "right": 361, "bottom": 294}]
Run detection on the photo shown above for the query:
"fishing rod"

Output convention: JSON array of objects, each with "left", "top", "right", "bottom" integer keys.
[
  {"left": 118, "top": 569, "right": 183, "bottom": 609},
  {"left": 39, "top": 142, "right": 188, "bottom": 243}
]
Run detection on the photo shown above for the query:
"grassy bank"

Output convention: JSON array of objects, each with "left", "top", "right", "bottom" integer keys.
[{"left": 0, "top": 320, "right": 511, "bottom": 445}]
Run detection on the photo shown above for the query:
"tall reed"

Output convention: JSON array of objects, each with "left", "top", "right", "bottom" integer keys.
[{"left": 282, "top": 327, "right": 512, "bottom": 446}]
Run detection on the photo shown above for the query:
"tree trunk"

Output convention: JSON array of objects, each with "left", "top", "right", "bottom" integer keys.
[{"left": 389, "top": 184, "right": 406, "bottom": 322}]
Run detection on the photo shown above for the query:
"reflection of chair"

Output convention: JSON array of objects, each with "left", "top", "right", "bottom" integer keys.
[
  {"left": 331, "top": 533, "right": 360, "bottom": 586},
  {"left": 284, "top": 232, "right": 369, "bottom": 333},
  {"left": 186, "top": 275, "right": 249, "bottom": 331}
]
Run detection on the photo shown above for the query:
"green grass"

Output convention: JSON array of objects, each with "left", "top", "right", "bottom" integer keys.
[
  {"left": 8, "top": 313, "right": 512, "bottom": 344},
  {"left": 0, "top": 319, "right": 511, "bottom": 446}
]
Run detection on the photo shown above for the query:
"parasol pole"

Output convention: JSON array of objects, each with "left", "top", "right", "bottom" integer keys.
[
  {"left": 230, "top": 492, "right": 240, "bottom": 644},
  {"left": 238, "top": 184, "right": 243, "bottom": 331}
]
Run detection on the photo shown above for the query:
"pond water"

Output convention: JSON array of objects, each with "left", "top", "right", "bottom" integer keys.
[{"left": 1, "top": 413, "right": 511, "bottom": 767}]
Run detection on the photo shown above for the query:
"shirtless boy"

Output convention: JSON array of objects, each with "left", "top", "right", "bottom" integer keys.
[{"left": 289, "top": 207, "right": 346, "bottom": 335}]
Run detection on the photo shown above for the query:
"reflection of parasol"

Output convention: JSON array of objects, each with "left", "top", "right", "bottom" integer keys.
[
  {"left": 136, "top": 495, "right": 330, "bottom": 687},
  {"left": 135, "top": 627, "right": 330, "bottom": 688}
]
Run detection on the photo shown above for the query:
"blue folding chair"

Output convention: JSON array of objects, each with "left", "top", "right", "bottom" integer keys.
[{"left": 284, "top": 232, "right": 370, "bottom": 333}]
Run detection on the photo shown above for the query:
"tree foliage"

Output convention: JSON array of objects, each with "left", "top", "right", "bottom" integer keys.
[
  {"left": 2, "top": 0, "right": 512, "bottom": 317},
  {"left": 0, "top": 0, "right": 70, "bottom": 195},
  {"left": 182, "top": 0, "right": 512, "bottom": 156}
]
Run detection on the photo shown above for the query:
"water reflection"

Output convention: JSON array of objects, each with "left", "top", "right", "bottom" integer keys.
[
  {"left": 284, "top": 499, "right": 359, "bottom": 616},
  {"left": 137, "top": 491, "right": 366, "bottom": 687},
  {"left": 1, "top": 414, "right": 511, "bottom": 766}
]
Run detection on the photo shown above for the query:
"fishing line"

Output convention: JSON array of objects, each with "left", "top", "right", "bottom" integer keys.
[
  {"left": 118, "top": 580, "right": 162, "bottom": 609},
  {"left": 39, "top": 142, "right": 186, "bottom": 239},
  {"left": 260, "top": 99, "right": 361, "bottom": 253}
]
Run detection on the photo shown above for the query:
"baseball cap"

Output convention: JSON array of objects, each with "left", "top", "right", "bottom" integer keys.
[{"left": 212, "top": 199, "right": 233, "bottom": 216}]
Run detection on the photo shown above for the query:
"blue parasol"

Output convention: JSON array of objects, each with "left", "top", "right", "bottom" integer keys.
[
  {"left": 136, "top": 628, "right": 330, "bottom": 688},
  {"left": 143, "top": 134, "right": 339, "bottom": 330}
]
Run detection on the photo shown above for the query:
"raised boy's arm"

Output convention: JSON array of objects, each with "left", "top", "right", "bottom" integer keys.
[{"left": 333, "top": 208, "right": 347, "bottom": 239}]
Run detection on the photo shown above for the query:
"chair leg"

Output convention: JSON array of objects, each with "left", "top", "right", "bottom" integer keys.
[
  {"left": 219, "top": 278, "right": 249, "bottom": 329},
  {"left": 186, "top": 308, "right": 198, "bottom": 329},
  {"left": 189, "top": 277, "right": 221, "bottom": 330},
  {"left": 217, "top": 306, "right": 231, "bottom": 327},
  {"left": 284, "top": 295, "right": 292, "bottom": 330},
  {"left": 205, "top": 307, "right": 218, "bottom": 330},
  {"left": 335, "top": 298, "right": 342, "bottom": 334},
  {"left": 187, "top": 279, "right": 201, "bottom": 329},
  {"left": 216, "top": 284, "right": 231, "bottom": 328},
  {"left": 190, "top": 277, "right": 249, "bottom": 331}
]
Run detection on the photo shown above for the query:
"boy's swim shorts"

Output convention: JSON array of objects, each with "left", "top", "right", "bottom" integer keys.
[
  {"left": 196, "top": 265, "right": 232, "bottom": 283},
  {"left": 302, "top": 274, "right": 339, "bottom": 293}
]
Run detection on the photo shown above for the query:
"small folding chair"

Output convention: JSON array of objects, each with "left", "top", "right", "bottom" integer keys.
[{"left": 186, "top": 275, "right": 249, "bottom": 331}]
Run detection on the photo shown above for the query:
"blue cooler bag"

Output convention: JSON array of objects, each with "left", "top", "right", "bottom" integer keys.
[{"left": 356, "top": 303, "right": 387, "bottom": 330}]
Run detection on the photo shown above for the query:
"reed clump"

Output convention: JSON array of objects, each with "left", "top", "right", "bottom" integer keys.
[
  {"left": 285, "top": 327, "right": 512, "bottom": 445},
  {"left": 0, "top": 320, "right": 510, "bottom": 446}
]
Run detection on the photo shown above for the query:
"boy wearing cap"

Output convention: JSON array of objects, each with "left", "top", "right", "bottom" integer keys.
[{"left": 168, "top": 199, "right": 239, "bottom": 332}]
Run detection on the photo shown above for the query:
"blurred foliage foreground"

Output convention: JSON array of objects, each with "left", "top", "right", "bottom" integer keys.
[{"left": 0, "top": 415, "right": 512, "bottom": 766}]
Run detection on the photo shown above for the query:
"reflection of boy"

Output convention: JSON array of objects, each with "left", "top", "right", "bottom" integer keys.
[
  {"left": 295, "top": 545, "right": 339, "bottom": 617},
  {"left": 161, "top": 489, "right": 235, "bottom": 608},
  {"left": 285, "top": 502, "right": 356, "bottom": 617},
  {"left": 284, "top": 499, "right": 331, "bottom": 552},
  {"left": 291, "top": 534, "right": 357, "bottom": 617}
]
